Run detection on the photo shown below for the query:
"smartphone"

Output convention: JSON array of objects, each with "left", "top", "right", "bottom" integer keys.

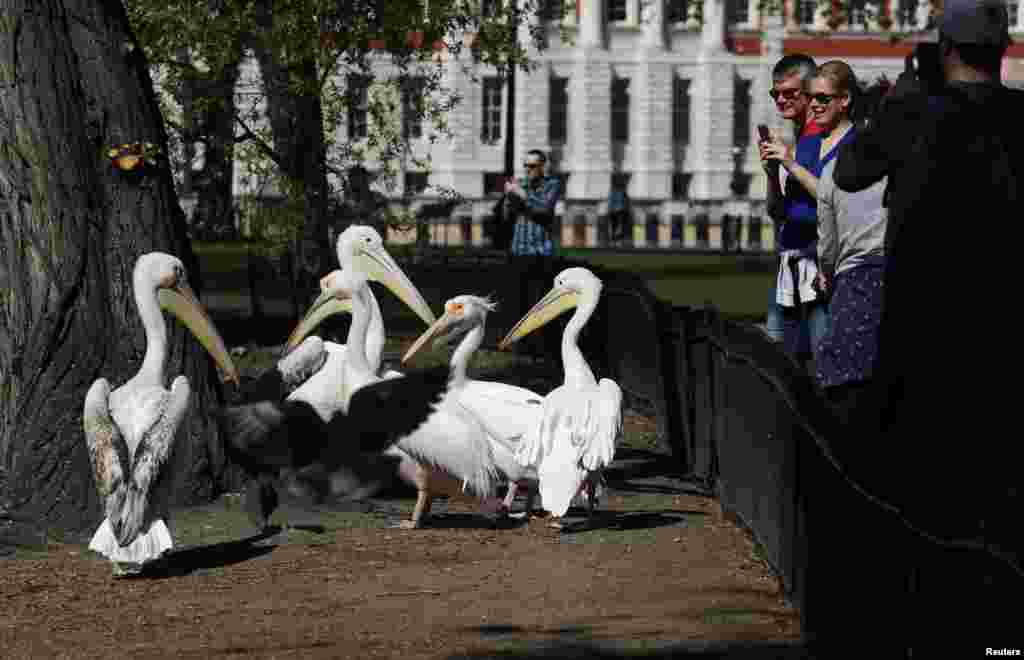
[{"left": 757, "top": 124, "right": 772, "bottom": 143}]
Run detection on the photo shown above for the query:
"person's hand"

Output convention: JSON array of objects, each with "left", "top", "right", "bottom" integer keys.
[
  {"left": 759, "top": 137, "right": 793, "bottom": 171},
  {"left": 815, "top": 271, "right": 830, "bottom": 296}
]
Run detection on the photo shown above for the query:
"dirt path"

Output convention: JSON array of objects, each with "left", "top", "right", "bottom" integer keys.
[
  {"left": 1, "top": 484, "right": 801, "bottom": 659},
  {"left": 1, "top": 350, "right": 804, "bottom": 658}
]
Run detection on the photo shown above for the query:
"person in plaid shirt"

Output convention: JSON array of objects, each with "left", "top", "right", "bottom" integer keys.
[{"left": 505, "top": 149, "right": 561, "bottom": 256}]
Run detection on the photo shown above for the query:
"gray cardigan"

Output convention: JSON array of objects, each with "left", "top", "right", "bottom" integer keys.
[{"left": 817, "top": 160, "right": 887, "bottom": 276}]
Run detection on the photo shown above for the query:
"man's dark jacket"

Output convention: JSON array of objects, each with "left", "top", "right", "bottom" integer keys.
[{"left": 832, "top": 78, "right": 1024, "bottom": 547}]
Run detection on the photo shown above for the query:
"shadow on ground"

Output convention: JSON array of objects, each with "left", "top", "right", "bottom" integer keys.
[
  {"left": 140, "top": 528, "right": 280, "bottom": 578},
  {"left": 448, "top": 634, "right": 807, "bottom": 659},
  {"left": 555, "top": 508, "right": 699, "bottom": 536}
]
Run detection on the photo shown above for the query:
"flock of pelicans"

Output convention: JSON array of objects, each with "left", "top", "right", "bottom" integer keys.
[{"left": 83, "top": 225, "right": 623, "bottom": 577}]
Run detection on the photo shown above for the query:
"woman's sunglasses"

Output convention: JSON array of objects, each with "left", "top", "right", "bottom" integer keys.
[{"left": 809, "top": 92, "right": 845, "bottom": 105}]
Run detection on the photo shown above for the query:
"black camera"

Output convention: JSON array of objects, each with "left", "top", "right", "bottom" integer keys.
[{"left": 907, "top": 42, "right": 946, "bottom": 94}]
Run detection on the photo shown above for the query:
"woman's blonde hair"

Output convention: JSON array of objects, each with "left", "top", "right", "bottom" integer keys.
[{"left": 813, "top": 61, "right": 858, "bottom": 98}]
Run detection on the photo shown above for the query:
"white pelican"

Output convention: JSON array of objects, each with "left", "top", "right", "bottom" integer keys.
[
  {"left": 281, "top": 225, "right": 434, "bottom": 421},
  {"left": 289, "top": 274, "right": 500, "bottom": 529},
  {"left": 401, "top": 295, "right": 545, "bottom": 515},
  {"left": 217, "top": 269, "right": 451, "bottom": 514},
  {"left": 227, "top": 226, "right": 436, "bottom": 528},
  {"left": 499, "top": 267, "right": 622, "bottom": 529},
  {"left": 84, "top": 252, "right": 240, "bottom": 577}
]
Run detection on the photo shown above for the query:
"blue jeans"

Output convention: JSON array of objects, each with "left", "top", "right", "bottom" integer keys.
[
  {"left": 781, "top": 300, "right": 829, "bottom": 361},
  {"left": 765, "top": 284, "right": 785, "bottom": 342}
]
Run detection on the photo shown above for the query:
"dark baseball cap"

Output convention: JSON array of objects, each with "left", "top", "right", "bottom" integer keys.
[{"left": 940, "top": 0, "right": 1011, "bottom": 47}]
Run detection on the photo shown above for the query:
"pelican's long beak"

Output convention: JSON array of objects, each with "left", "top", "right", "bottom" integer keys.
[
  {"left": 498, "top": 287, "right": 579, "bottom": 351},
  {"left": 158, "top": 284, "right": 240, "bottom": 386},
  {"left": 285, "top": 290, "right": 354, "bottom": 353},
  {"left": 353, "top": 246, "right": 436, "bottom": 326},
  {"left": 401, "top": 310, "right": 457, "bottom": 365}
]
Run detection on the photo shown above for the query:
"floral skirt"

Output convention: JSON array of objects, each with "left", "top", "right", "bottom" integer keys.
[{"left": 815, "top": 263, "right": 885, "bottom": 389}]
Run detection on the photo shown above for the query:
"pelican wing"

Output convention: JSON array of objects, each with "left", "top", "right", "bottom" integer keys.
[
  {"left": 219, "top": 365, "right": 451, "bottom": 471},
  {"left": 218, "top": 399, "right": 328, "bottom": 470},
  {"left": 457, "top": 380, "right": 544, "bottom": 447},
  {"left": 83, "top": 379, "right": 130, "bottom": 521},
  {"left": 342, "top": 365, "right": 453, "bottom": 455},
  {"left": 277, "top": 336, "right": 327, "bottom": 390},
  {"left": 116, "top": 376, "right": 190, "bottom": 546},
  {"left": 219, "top": 366, "right": 452, "bottom": 501},
  {"left": 390, "top": 385, "right": 500, "bottom": 498},
  {"left": 578, "top": 379, "right": 622, "bottom": 471}
]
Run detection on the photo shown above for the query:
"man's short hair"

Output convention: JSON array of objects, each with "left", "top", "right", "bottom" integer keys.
[
  {"left": 772, "top": 54, "right": 817, "bottom": 84},
  {"left": 526, "top": 149, "right": 547, "bottom": 164}
]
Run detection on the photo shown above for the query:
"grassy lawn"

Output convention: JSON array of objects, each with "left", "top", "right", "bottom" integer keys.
[{"left": 192, "top": 241, "right": 775, "bottom": 323}]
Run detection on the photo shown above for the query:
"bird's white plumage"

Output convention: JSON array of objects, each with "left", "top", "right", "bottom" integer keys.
[
  {"left": 390, "top": 395, "right": 499, "bottom": 497},
  {"left": 286, "top": 341, "right": 351, "bottom": 422},
  {"left": 403, "top": 295, "right": 544, "bottom": 498},
  {"left": 83, "top": 252, "right": 233, "bottom": 571},
  {"left": 507, "top": 268, "right": 623, "bottom": 517},
  {"left": 277, "top": 336, "right": 328, "bottom": 390},
  {"left": 282, "top": 226, "right": 435, "bottom": 421}
]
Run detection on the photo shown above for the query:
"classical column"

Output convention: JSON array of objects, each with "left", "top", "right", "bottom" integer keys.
[
  {"left": 567, "top": 0, "right": 612, "bottom": 199},
  {"left": 513, "top": 3, "right": 550, "bottom": 173},
  {"left": 630, "top": 0, "right": 673, "bottom": 200},
  {"left": 432, "top": 53, "right": 482, "bottom": 196},
  {"left": 751, "top": 2, "right": 786, "bottom": 200},
  {"left": 579, "top": 0, "right": 606, "bottom": 47},
  {"left": 688, "top": 0, "right": 735, "bottom": 200}
]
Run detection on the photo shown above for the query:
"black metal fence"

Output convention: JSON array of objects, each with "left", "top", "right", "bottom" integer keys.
[{"left": 240, "top": 249, "right": 1022, "bottom": 653}]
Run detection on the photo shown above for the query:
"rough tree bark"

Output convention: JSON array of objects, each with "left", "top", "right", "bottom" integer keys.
[{"left": 0, "top": 0, "right": 230, "bottom": 536}]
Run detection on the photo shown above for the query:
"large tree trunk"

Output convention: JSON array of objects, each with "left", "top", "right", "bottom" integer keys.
[
  {"left": 250, "top": 0, "right": 332, "bottom": 289},
  {"left": 0, "top": 0, "right": 229, "bottom": 536}
]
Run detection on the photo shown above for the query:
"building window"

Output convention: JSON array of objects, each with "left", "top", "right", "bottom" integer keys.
[
  {"left": 402, "top": 77, "right": 425, "bottom": 140},
  {"left": 1008, "top": 0, "right": 1019, "bottom": 26},
  {"left": 483, "top": 172, "right": 505, "bottom": 195},
  {"left": 673, "top": 76, "right": 690, "bottom": 146},
  {"left": 607, "top": 0, "right": 627, "bottom": 22},
  {"left": 549, "top": 76, "right": 569, "bottom": 145},
  {"left": 794, "top": 0, "right": 816, "bottom": 25},
  {"left": 727, "top": 0, "right": 749, "bottom": 24},
  {"left": 405, "top": 171, "right": 429, "bottom": 195},
  {"left": 895, "top": 0, "right": 919, "bottom": 28},
  {"left": 666, "top": 0, "right": 690, "bottom": 22},
  {"left": 481, "top": 77, "right": 503, "bottom": 144},
  {"left": 847, "top": 0, "right": 869, "bottom": 28},
  {"left": 733, "top": 77, "right": 752, "bottom": 147},
  {"left": 347, "top": 75, "right": 370, "bottom": 140},
  {"left": 539, "top": 0, "right": 563, "bottom": 20},
  {"left": 672, "top": 175, "right": 691, "bottom": 200},
  {"left": 611, "top": 77, "right": 630, "bottom": 143}
]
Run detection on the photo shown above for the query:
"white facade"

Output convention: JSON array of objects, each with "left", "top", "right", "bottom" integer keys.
[{"left": 198, "top": 0, "right": 1024, "bottom": 250}]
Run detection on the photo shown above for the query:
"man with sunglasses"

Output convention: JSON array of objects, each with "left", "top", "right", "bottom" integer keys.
[
  {"left": 762, "top": 55, "right": 823, "bottom": 348},
  {"left": 760, "top": 54, "right": 829, "bottom": 367},
  {"left": 504, "top": 149, "right": 562, "bottom": 257}
]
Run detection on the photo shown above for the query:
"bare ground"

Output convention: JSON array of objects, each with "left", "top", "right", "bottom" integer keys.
[{"left": 0, "top": 348, "right": 804, "bottom": 659}]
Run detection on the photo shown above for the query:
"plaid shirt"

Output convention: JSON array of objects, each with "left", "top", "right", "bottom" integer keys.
[{"left": 510, "top": 175, "right": 561, "bottom": 256}]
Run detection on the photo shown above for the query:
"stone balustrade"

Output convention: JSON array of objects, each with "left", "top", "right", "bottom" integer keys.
[{"left": 381, "top": 197, "right": 776, "bottom": 253}]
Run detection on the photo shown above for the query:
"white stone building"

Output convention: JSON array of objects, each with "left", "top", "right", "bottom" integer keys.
[{"left": 215, "top": 0, "right": 1024, "bottom": 251}]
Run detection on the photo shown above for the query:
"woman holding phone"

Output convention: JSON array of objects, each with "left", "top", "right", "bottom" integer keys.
[{"left": 757, "top": 60, "right": 861, "bottom": 365}]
